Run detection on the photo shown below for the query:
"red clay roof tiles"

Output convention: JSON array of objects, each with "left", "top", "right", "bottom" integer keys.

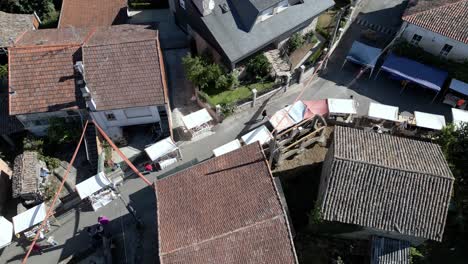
[
  {"left": 403, "top": 0, "right": 468, "bottom": 44},
  {"left": 83, "top": 25, "right": 165, "bottom": 110},
  {"left": 58, "top": 0, "right": 128, "bottom": 29},
  {"left": 156, "top": 143, "right": 298, "bottom": 264}
]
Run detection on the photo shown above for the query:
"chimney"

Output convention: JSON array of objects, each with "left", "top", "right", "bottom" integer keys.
[{"left": 193, "top": 0, "right": 215, "bottom": 16}]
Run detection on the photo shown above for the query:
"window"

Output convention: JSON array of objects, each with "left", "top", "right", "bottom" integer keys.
[
  {"left": 440, "top": 44, "right": 453, "bottom": 56},
  {"left": 410, "top": 34, "right": 422, "bottom": 45},
  {"left": 260, "top": 7, "right": 274, "bottom": 21},
  {"left": 124, "top": 107, "right": 152, "bottom": 119},
  {"left": 179, "top": 0, "right": 185, "bottom": 9},
  {"left": 106, "top": 112, "right": 116, "bottom": 121},
  {"left": 277, "top": 0, "right": 289, "bottom": 13}
]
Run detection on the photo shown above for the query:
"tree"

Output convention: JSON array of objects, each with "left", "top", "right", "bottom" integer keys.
[
  {"left": 288, "top": 33, "right": 305, "bottom": 54},
  {"left": 182, "top": 54, "right": 235, "bottom": 92},
  {"left": 0, "top": 0, "right": 59, "bottom": 26},
  {"left": 246, "top": 54, "right": 272, "bottom": 81},
  {"left": 182, "top": 55, "right": 209, "bottom": 89}
]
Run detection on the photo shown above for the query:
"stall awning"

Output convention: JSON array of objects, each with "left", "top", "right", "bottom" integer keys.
[
  {"left": 145, "top": 137, "right": 178, "bottom": 161},
  {"left": 269, "top": 109, "right": 296, "bottom": 131},
  {"left": 346, "top": 41, "right": 382, "bottom": 68},
  {"left": 327, "top": 98, "right": 357, "bottom": 114},
  {"left": 13, "top": 203, "right": 47, "bottom": 234},
  {"left": 452, "top": 108, "right": 468, "bottom": 129},
  {"left": 368, "top": 102, "right": 399, "bottom": 121},
  {"left": 380, "top": 54, "right": 448, "bottom": 92},
  {"left": 0, "top": 216, "right": 13, "bottom": 248},
  {"left": 182, "top": 109, "right": 213, "bottom": 130},
  {"left": 76, "top": 172, "right": 111, "bottom": 199},
  {"left": 414, "top": 111, "right": 446, "bottom": 130},
  {"left": 241, "top": 125, "right": 273, "bottom": 146},
  {"left": 269, "top": 101, "right": 318, "bottom": 131},
  {"left": 213, "top": 139, "right": 242, "bottom": 157},
  {"left": 449, "top": 79, "right": 468, "bottom": 97},
  {"left": 302, "top": 99, "right": 329, "bottom": 118}
]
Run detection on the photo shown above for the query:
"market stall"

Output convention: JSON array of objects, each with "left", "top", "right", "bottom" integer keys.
[
  {"left": 377, "top": 54, "right": 448, "bottom": 101},
  {"left": 443, "top": 79, "right": 468, "bottom": 109},
  {"left": 302, "top": 99, "right": 329, "bottom": 117},
  {"left": 327, "top": 98, "right": 357, "bottom": 123},
  {"left": 212, "top": 139, "right": 242, "bottom": 157},
  {"left": 367, "top": 102, "right": 399, "bottom": 121},
  {"left": 182, "top": 109, "right": 213, "bottom": 137},
  {"left": 144, "top": 137, "right": 181, "bottom": 169},
  {"left": 241, "top": 125, "right": 273, "bottom": 146},
  {"left": 414, "top": 111, "right": 446, "bottom": 131},
  {"left": 76, "top": 172, "right": 116, "bottom": 211},
  {"left": 452, "top": 108, "right": 468, "bottom": 129},
  {"left": 0, "top": 216, "right": 13, "bottom": 248},
  {"left": 343, "top": 41, "right": 382, "bottom": 76},
  {"left": 13, "top": 203, "right": 49, "bottom": 240}
]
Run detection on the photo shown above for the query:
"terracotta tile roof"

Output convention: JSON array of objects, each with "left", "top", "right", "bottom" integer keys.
[
  {"left": 58, "top": 0, "right": 128, "bottom": 29},
  {"left": 403, "top": 0, "right": 468, "bottom": 44},
  {"left": 12, "top": 151, "right": 44, "bottom": 198},
  {"left": 0, "top": 158, "right": 12, "bottom": 177},
  {"left": 0, "top": 11, "right": 37, "bottom": 48},
  {"left": 156, "top": 143, "right": 298, "bottom": 264},
  {"left": 83, "top": 25, "right": 166, "bottom": 110},
  {"left": 14, "top": 28, "right": 91, "bottom": 47},
  {"left": 9, "top": 45, "right": 81, "bottom": 115},
  {"left": 319, "top": 127, "right": 454, "bottom": 241}
]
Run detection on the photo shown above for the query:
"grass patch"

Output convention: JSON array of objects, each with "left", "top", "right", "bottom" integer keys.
[{"left": 202, "top": 82, "right": 275, "bottom": 106}]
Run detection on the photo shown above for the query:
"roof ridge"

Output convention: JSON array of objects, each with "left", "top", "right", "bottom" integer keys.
[
  {"left": 160, "top": 215, "right": 285, "bottom": 256},
  {"left": 403, "top": 0, "right": 466, "bottom": 19},
  {"left": 12, "top": 43, "right": 81, "bottom": 51},
  {"left": 334, "top": 156, "right": 455, "bottom": 180},
  {"left": 84, "top": 37, "right": 157, "bottom": 47}
]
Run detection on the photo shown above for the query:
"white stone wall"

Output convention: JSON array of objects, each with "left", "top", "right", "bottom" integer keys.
[{"left": 401, "top": 23, "right": 468, "bottom": 62}]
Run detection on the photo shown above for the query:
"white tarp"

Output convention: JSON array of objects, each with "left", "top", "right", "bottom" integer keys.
[
  {"left": 13, "top": 203, "right": 47, "bottom": 234},
  {"left": 241, "top": 125, "right": 273, "bottom": 146},
  {"left": 0, "top": 216, "right": 13, "bottom": 248},
  {"left": 145, "top": 137, "right": 178, "bottom": 161},
  {"left": 269, "top": 109, "right": 296, "bottom": 131},
  {"left": 452, "top": 108, "right": 468, "bottom": 129},
  {"left": 76, "top": 172, "right": 111, "bottom": 199},
  {"left": 182, "top": 109, "right": 213, "bottom": 130},
  {"left": 414, "top": 111, "right": 446, "bottom": 130},
  {"left": 213, "top": 139, "right": 242, "bottom": 157},
  {"left": 368, "top": 102, "right": 399, "bottom": 121},
  {"left": 286, "top": 101, "right": 307, "bottom": 123},
  {"left": 327, "top": 98, "right": 357, "bottom": 114}
]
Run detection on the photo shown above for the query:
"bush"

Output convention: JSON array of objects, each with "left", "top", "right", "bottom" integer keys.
[
  {"left": 288, "top": 33, "right": 305, "bottom": 53},
  {"left": 246, "top": 54, "right": 272, "bottom": 80},
  {"left": 0, "top": 64, "right": 7, "bottom": 79},
  {"left": 47, "top": 118, "right": 80, "bottom": 145},
  {"left": 23, "top": 136, "right": 44, "bottom": 153},
  {"left": 39, "top": 155, "right": 61, "bottom": 170},
  {"left": 182, "top": 55, "right": 234, "bottom": 92}
]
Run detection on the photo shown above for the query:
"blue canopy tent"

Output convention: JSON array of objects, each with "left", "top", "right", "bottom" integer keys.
[
  {"left": 376, "top": 54, "right": 448, "bottom": 101},
  {"left": 343, "top": 41, "right": 382, "bottom": 77},
  {"left": 449, "top": 79, "right": 468, "bottom": 97}
]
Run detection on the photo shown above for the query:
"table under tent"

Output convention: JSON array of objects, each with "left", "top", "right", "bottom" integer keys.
[
  {"left": 443, "top": 79, "right": 468, "bottom": 109},
  {"left": 13, "top": 203, "right": 49, "bottom": 240},
  {"left": 376, "top": 53, "right": 448, "bottom": 102},
  {"left": 327, "top": 98, "right": 357, "bottom": 123},
  {"left": 144, "top": 137, "right": 181, "bottom": 170},
  {"left": 182, "top": 109, "right": 213, "bottom": 138},
  {"left": 343, "top": 41, "right": 382, "bottom": 77},
  {"left": 452, "top": 108, "right": 468, "bottom": 129},
  {"left": 75, "top": 172, "right": 115, "bottom": 211}
]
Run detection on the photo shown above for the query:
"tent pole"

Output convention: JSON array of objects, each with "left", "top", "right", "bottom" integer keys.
[
  {"left": 431, "top": 90, "right": 440, "bottom": 103},
  {"left": 369, "top": 67, "right": 374, "bottom": 79},
  {"left": 341, "top": 59, "right": 347, "bottom": 70},
  {"left": 374, "top": 68, "right": 382, "bottom": 80},
  {"left": 399, "top": 81, "right": 408, "bottom": 94}
]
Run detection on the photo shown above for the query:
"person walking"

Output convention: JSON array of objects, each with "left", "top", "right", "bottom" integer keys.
[
  {"left": 32, "top": 243, "right": 43, "bottom": 254},
  {"left": 261, "top": 109, "right": 267, "bottom": 120},
  {"left": 98, "top": 215, "right": 110, "bottom": 225}
]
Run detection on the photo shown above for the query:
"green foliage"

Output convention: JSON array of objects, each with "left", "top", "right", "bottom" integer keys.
[
  {"left": 102, "top": 141, "right": 113, "bottom": 166},
  {"left": 204, "top": 82, "right": 275, "bottom": 106},
  {"left": 307, "top": 48, "right": 323, "bottom": 66},
  {"left": 42, "top": 180, "right": 59, "bottom": 201},
  {"left": 393, "top": 41, "right": 468, "bottom": 83},
  {"left": 47, "top": 117, "right": 80, "bottom": 145},
  {"left": 288, "top": 33, "right": 305, "bottom": 53},
  {"left": 0, "top": 64, "right": 7, "bottom": 79},
  {"left": 39, "top": 154, "right": 61, "bottom": 170},
  {"left": 246, "top": 54, "right": 272, "bottom": 80},
  {"left": 410, "top": 247, "right": 424, "bottom": 264},
  {"left": 182, "top": 55, "right": 235, "bottom": 91},
  {"left": 308, "top": 202, "right": 323, "bottom": 226},
  {"left": 23, "top": 136, "right": 44, "bottom": 153}
]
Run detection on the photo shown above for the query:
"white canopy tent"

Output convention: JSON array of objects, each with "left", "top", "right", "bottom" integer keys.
[
  {"left": 0, "top": 216, "right": 13, "bottom": 248},
  {"left": 327, "top": 98, "right": 357, "bottom": 115},
  {"left": 452, "top": 108, "right": 468, "bottom": 129},
  {"left": 213, "top": 139, "right": 242, "bottom": 157},
  {"left": 13, "top": 203, "right": 47, "bottom": 234},
  {"left": 414, "top": 111, "right": 446, "bottom": 130},
  {"left": 76, "top": 172, "right": 112, "bottom": 200},
  {"left": 241, "top": 125, "right": 273, "bottom": 146},
  {"left": 182, "top": 109, "right": 213, "bottom": 130},
  {"left": 367, "top": 102, "right": 399, "bottom": 121},
  {"left": 144, "top": 137, "right": 179, "bottom": 162}
]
